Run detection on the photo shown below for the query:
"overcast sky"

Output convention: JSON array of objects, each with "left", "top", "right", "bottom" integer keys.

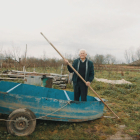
[{"left": 0, "top": 0, "right": 140, "bottom": 62}]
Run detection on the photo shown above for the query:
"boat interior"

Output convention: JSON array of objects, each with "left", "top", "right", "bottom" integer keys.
[{"left": 0, "top": 81, "right": 99, "bottom": 102}]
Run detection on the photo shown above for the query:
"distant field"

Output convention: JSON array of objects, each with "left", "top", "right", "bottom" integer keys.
[{"left": 0, "top": 66, "right": 140, "bottom": 140}]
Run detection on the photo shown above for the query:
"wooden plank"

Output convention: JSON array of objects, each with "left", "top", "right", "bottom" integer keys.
[{"left": 0, "top": 77, "right": 24, "bottom": 80}]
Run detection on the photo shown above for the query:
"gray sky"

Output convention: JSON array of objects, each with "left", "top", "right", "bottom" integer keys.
[{"left": 0, "top": 0, "right": 140, "bottom": 62}]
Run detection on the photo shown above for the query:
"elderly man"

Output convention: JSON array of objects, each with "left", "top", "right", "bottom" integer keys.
[{"left": 64, "top": 49, "right": 94, "bottom": 101}]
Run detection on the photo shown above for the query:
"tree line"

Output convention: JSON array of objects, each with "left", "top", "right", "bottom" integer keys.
[{"left": 0, "top": 46, "right": 140, "bottom": 69}]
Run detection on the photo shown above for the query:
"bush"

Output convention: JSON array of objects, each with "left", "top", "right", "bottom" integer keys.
[
  {"left": 124, "top": 84, "right": 136, "bottom": 89},
  {"left": 95, "top": 84, "right": 101, "bottom": 90},
  {"left": 117, "top": 88, "right": 127, "bottom": 94},
  {"left": 128, "top": 77, "right": 138, "bottom": 82},
  {"left": 102, "top": 90, "right": 112, "bottom": 95}
]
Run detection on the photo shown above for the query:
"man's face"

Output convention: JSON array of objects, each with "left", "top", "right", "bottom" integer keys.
[{"left": 79, "top": 50, "right": 87, "bottom": 59}]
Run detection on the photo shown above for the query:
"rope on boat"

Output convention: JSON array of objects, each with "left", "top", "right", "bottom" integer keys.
[
  {"left": 35, "top": 101, "right": 70, "bottom": 120},
  {"left": 0, "top": 101, "right": 71, "bottom": 122},
  {"left": 0, "top": 102, "right": 116, "bottom": 122}
]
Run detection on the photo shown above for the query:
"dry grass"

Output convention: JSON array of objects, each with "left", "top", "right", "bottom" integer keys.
[{"left": 0, "top": 66, "right": 140, "bottom": 139}]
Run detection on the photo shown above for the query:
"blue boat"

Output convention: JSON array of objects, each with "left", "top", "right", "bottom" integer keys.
[{"left": 0, "top": 81, "right": 105, "bottom": 136}]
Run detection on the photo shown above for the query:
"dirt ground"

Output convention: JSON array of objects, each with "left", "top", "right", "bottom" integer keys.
[{"left": 107, "top": 125, "right": 135, "bottom": 140}]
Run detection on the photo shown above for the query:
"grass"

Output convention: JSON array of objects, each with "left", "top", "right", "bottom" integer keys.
[{"left": 0, "top": 66, "right": 140, "bottom": 139}]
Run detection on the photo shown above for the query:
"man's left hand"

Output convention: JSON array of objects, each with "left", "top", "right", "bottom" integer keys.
[{"left": 86, "top": 81, "right": 90, "bottom": 87}]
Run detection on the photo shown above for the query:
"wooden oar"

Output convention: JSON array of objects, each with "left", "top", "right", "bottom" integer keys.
[{"left": 40, "top": 32, "right": 120, "bottom": 119}]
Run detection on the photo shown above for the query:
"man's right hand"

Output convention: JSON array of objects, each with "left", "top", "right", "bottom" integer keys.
[{"left": 64, "top": 59, "right": 69, "bottom": 65}]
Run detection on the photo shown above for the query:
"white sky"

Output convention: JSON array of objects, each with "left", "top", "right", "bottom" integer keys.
[{"left": 0, "top": 0, "right": 140, "bottom": 62}]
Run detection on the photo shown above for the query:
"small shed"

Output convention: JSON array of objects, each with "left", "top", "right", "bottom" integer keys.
[{"left": 24, "top": 75, "right": 53, "bottom": 88}]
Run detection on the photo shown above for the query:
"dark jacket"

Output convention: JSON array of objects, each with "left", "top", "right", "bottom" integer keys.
[{"left": 67, "top": 58, "right": 94, "bottom": 86}]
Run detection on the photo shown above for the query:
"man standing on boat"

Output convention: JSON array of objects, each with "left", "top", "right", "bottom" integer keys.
[{"left": 64, "top": 49, "right": 94, "bottom": 101}]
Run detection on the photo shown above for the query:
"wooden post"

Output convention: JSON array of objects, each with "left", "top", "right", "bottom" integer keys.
[
  {"left": 24, "top": 44, "right": 27, "bottom": 79},
  {"left": 61, "top": 64, "right": 63, "bottom": 75}
]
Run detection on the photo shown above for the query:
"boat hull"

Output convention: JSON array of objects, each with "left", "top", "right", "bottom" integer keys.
[{"left": 0, "top": 81, "right": 104, "bottom": 122}]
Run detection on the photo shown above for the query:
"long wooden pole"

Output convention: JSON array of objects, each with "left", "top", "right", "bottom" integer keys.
[
  {"left": 40, "top": 32, "right": 119, "bottom": 119},
  {"left": 24, "top": 44, "right": 27, "bottom": 80}
]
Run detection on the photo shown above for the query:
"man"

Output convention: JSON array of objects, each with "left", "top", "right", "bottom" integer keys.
[{"left": 64, "top": 49, "right": 94, "bottom": 101}]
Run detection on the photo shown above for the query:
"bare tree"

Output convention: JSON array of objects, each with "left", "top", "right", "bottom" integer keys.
[
  {"left": 129, "top": 47, "right": 136, "bottom": 62},
  {"left": 94, "top": 54, "right": 105, "bottom": 64},
  {"left": 136, "top": 46, "right": 140, "bottom": 60},
  {"left": 104, "top": 54, "right": 116, "bottom": 64},
  {"left": 42, "top": 50, "right": 48, "bottom": 61},
  {"left": 11, "top": 47, "right": 20, "bottom": 61},
  {"left": 64, "top": 53, "right": 73, "bottom": 60},
  {"left": 124, "top": 49, "right": 131, "bottom": 64},
  {"left": 124, "top": 47, "right": 138, "bottom": 64}
]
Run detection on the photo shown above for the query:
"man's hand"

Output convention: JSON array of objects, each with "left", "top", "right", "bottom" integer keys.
[
  {"left": 64, "top": 59, "right": 69, "bottom": 65},
  {"left": 86, "top": 81, "right": 90, "bottom": 87}
]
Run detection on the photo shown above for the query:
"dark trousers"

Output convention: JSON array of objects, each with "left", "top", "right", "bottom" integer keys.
[{"left": 74, "top": 81, "right": 88, "bottom": 101}]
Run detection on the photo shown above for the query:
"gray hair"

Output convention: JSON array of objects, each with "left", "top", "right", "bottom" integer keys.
[{"left": 79, "top": 49, "right": 87, "bottom": 54}]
